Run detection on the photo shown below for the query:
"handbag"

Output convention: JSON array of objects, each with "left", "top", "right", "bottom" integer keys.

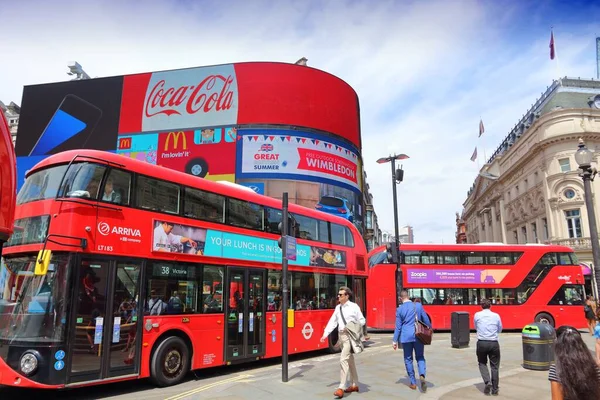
[{"left": 413, "top": 302, "right": 432, "bottom": 345}]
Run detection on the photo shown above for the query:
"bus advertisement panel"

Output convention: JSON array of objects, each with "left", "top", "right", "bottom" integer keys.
[
  {"left": 366, "top": 243, "right": 587, "bottom": 331},
  {"left": 0, "top": 149, "right": 368, "bottom": 390}
]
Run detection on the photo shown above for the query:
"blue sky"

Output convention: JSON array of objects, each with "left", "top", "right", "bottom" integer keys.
[{"left": 2, "top": 0, "right": 600, "bottom": 243}]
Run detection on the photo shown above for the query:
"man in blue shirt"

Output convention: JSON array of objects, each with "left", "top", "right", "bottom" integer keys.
[
  {"left": 474, "top": 298, "right": 503, "bottom": 396},
  {"left": 393, "top": 290, "right": 431, "bottom": 392}
]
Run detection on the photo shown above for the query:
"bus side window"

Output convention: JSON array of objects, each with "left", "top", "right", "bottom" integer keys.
[
  {"left": 540, "top": 253, "right": 557, "bottom": 266},
  {"left": 101, "top": 169, "right": 131, "bottom": 205}
]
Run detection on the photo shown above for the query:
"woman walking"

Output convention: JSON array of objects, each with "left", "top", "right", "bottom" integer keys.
[
  {"left": 584, "top": 295, "right": 597, "bottom": 335},
  {"left": 548, "top": 325, "right": 600, "bottom": 399}
]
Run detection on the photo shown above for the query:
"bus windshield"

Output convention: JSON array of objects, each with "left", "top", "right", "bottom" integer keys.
[
  {"left": 0, "top": 255, "right": 71, "bottom": 344},
  {"left": 17, "top": 165, "right": 68, "bottom": 205}
]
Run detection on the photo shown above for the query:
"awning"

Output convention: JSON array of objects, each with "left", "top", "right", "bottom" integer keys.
[{"left": 581, "top": 263, "right": 592, "bottom": 276}]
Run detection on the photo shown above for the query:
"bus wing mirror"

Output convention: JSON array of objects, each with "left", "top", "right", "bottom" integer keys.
[{"left": 35, "top": 250, "right": 52, "bottom": 275}]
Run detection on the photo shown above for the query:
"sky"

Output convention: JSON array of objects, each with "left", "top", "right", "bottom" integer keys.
[{"left": 2, "top": 0, "right": 600, "bottom": 243}]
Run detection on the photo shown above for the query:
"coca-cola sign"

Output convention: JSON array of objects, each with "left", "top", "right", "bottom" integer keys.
[{"left": 141, "top": 65, "right": 238, "bottom": 132}]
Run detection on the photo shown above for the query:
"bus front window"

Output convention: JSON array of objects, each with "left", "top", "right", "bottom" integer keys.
[{"left": 0, "top": 255, "right": 71, "bottom": 344}]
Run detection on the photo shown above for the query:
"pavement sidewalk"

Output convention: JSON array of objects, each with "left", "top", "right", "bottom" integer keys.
[{"left": 5, "top": 331, "right": 594, "bottom": 399}]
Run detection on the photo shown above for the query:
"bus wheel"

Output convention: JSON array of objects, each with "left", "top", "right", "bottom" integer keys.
[
  {"left": 534, "top": 312, "right": 555, "bottom": 327},
  {"left": 150, "top": 336, "right": 190, "bottom": 387},
  {"left": 328, "top": 330, "right": 341, "bottom": 353}
]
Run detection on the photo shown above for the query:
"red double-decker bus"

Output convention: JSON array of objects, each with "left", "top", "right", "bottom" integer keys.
[
  {"left": 0, "top": 149, "right": 367, "bottom": 389},
  {"left": 367, "top": 243, "right": 587, "bottom": 330}
]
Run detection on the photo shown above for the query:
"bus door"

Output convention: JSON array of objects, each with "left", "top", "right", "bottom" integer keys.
[
  {"left": 67, "top": 257, "right": 143, "bottom": 384},
  {"left": 352, "top": 277, "right": 366, "bottom": 312},
  {"left": 225, "top": 267, "right": 266, "bottom": 362}
]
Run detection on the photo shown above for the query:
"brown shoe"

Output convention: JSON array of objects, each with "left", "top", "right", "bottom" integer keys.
[
  {"left": 334, "top": 388, "right": 344, "bottom": 398},
  {"left": 344, "top": 385, "right": 359, "bottom": 393},
  {"left": 408, "top": 384, "right": 417, "bottom": 390}
]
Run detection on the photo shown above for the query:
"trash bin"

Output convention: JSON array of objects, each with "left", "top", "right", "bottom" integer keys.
[
  {"left": 522, "top": 323, "right": 556, "bottom": 370},
  {"left": 451, "top": 311, "right": 470, "bottom": 348}
]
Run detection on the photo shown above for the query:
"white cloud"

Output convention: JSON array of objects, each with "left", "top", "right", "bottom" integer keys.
[{"left": 2, "top": 0, "right": 599, "bottom": 242}]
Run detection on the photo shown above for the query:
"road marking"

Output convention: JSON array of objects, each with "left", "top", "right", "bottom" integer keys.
[{"left": 164, "top": 374, "right": 252, "bottom": 400}]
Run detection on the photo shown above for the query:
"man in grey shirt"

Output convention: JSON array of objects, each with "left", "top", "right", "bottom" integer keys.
[{"left": 474, "top": 298, "right": 503, "bottom": 396}]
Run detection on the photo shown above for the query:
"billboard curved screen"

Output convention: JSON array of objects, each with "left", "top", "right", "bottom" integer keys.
[{"left": 14, "top": 62, "right": 361, "bottom": 197}]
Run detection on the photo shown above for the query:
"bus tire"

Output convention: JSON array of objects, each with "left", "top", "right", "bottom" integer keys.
[
  {"left": 328, "top": 330, "right": 341, "bottom": 353},
  {"left": 150, "top": 336, "right": 190, "bottom": 387},
  {"left": 534, "top": 312, "right": 555, "bottom": 327}
]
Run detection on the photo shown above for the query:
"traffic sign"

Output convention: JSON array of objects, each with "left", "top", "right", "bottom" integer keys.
[{"left": 286, "top": 236, "right": 297, "bottom": 261}]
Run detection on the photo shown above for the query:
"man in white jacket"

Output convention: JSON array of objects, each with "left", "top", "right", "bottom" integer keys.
[{"left": 320, "top": 286, "right": 366, "bottom": 399}]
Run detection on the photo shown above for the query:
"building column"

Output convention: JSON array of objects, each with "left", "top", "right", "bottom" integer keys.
[
  {"left": 476, "top": 214, "right": 484, "bottom": 243},
  {"left": 490, "top": 205, "right": 498, "bottom": 242},
  {"left": 498, "top": 199, "right": 508, "bottom": 243},
  {"left": 541, "top": 165, "right": 557, "bottom": 241}
]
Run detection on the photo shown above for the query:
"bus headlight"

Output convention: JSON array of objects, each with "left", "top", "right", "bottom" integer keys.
[{"left": 19, "top": 352, "right": 39, "bottom": 376}]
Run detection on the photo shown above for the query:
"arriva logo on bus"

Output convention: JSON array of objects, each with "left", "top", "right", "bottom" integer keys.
[{"left": 97, "top": 222, "right": 142, "bottom": 237}]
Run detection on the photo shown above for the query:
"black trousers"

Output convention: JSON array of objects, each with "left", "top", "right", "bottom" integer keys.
[{"left": 476, "top": 340, "right": 500, "bottom": 390}]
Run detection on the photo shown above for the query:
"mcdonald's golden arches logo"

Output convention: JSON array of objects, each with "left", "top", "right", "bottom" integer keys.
[
  {"left": 164, "top": 131, "right": 188, "bottom": 151},
  {"left": 118, "top": 137, "right": 132, "bottom": 150}
]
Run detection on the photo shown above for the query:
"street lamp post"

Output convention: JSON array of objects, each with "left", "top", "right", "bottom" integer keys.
[
  {"left": 377, "top": 154, "right": 409, "bottom": 303},
  {"left": 575, "top": 138, "right": 600, "bottom": 298}
]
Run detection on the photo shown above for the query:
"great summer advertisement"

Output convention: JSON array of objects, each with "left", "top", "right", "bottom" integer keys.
[
  {"left": 151, "top": 220, "right": 347, "bottom": 269},
  {"left": 236, "top": 128, "right": 361, "bottom": 194}
]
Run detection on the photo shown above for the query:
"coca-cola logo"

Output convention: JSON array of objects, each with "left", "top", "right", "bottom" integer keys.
[{"left": 145, "top": 75, "right": 235, "bottom": 118}]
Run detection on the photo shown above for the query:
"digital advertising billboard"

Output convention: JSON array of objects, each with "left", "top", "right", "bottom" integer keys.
[{"left": 14, "top": 62, "right": 363, "bottom": 230}]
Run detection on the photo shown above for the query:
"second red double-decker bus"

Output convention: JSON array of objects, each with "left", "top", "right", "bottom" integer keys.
[
  {"left": 367, "top": 243, "right": 587, "bottom": 330},
  {"left": 0, "top": 149, "right": 367, "bottom": 389}
]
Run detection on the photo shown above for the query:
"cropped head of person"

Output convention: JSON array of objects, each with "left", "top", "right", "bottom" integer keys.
[
  {"left": 480, "top": 298, "right": 492, "bottom": 310},
  {"left": 554, "top": 325, "right": 600, "bottom": 399},
  {"left": 338, "top": 286, "right": 353, "bottom": 304}
]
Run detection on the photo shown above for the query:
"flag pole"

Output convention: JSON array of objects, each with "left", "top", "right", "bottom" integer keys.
[
  {"left": 479, "top": 118, "right": 486, "bottom": 165},
  {"left": 480, "top": 117, "right": 487, "bottom": 164},
  {"left": 551, "top": 26, "right": 560, "bottom": 78}
]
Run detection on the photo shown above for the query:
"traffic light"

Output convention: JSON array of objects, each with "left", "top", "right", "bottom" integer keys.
[
  {"left": 395, "top": 168, "right": 404, "bottom": 183},
  {"left": 277, "top": 218, "right": 297, "bottom": 248},
  {"left": 386, "top": 242, "right": 399, "bottom": 264},
  {"left": 278, "top": 221, "right": 284, "bottom": 248}
]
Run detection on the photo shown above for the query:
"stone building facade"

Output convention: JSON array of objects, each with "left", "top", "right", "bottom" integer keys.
[
  {"left": 461, "top": 78, "right": 600, "bottom": 288},
  {"left": 0, "top": 101, "right": 19, "bottom": 145}
]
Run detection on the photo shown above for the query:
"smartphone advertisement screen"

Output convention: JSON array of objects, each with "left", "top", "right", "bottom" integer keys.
[
  {"left": 29, "top": 95, "right": 102, "bottom": 156},
  {"left": 15, "top": 76, "right": 123, "bottom": 157}
]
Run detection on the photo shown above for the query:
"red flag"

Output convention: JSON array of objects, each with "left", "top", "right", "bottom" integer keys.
[
  {"left": 470, "top": 147, "right": 477, "bottom": 162},
  {"left": 549, "top": 30, "right": 555, "bottom": 60},
  {"left": 479, "top": 119, "right": 485, "bottom": 137}
]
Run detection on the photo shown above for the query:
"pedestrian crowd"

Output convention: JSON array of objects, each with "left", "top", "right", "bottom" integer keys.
[{"left": 320, "top": 287, "right": 600, "bottom": 399}]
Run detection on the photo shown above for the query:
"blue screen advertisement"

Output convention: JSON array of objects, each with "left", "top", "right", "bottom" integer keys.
[
  {"left": 151, "top": 220, "right": 346, "bottom": 268},
  {"left": 203, "top": 231, "right": 310, "bottom": 266}
]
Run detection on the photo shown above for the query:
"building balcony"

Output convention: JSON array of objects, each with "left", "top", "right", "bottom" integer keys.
[{"left": 551, "top": 237, "right": 593, "bottom": 250}]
